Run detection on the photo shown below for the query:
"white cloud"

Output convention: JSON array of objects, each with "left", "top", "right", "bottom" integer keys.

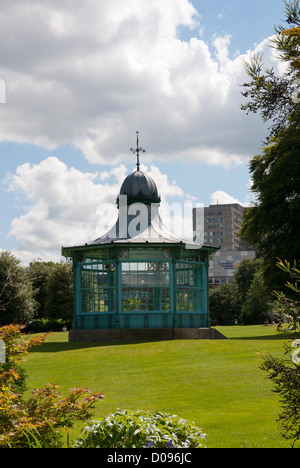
[
  {"left": 0, "top": 0, "right": 279, "bottom": 168},
  {"left": 6, "top": 157, "right": 115, "bottom": 261},
  {"left": 210, "top": 190, "right": 243, "bottom": 206},
  {"left": 0, "top": 78, "right": 5, "bottom": 103},
  {"left": 5, "top": 157, "right": 187, "bottom": 263},
  {"left": 141, "top": 164, "right": 184, "bottom": 201}
]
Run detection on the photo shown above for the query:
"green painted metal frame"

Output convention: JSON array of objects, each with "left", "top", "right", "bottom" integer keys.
[{"left": 63, "top": 243, "right": 215, "bottom": 330}]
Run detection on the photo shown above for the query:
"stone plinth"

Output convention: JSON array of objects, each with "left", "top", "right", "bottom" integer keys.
[{"left": 69, "top": 328, "right": 227, "bottom": 342}]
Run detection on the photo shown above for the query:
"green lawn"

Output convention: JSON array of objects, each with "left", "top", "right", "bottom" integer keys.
[{"left": 23, "top": 325, "right": 299, "bottom": 448}]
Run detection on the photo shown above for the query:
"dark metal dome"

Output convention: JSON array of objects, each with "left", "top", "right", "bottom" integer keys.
[{"left": 117, "top": 169, "right": 161, "bottom": 207}]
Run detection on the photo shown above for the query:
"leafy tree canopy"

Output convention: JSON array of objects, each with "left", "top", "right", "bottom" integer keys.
[
  {"left": 0, "top": 251, "right": 35, "bottom": 325},
  {"left": 241, "top": 0, "right": 300, "bottom": 138},
  {"left": 240, "top": 1, "right": 300, "bottom": 290}
]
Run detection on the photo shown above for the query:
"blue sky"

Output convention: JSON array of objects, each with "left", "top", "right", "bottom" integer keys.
[
  {"left": 188, "top": 0, "right": 285, "bottom": 51},
  {"left": 0, "top": 0, "right": 288, "bottom": 263}
]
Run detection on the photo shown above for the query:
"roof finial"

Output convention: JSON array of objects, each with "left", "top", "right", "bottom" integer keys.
[{"left": 130, "top": 131, "right": 146, "bottom": 171}]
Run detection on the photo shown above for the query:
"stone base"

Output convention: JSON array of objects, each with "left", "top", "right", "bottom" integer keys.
[{"left": 69, "top": 327, "right": 227, "bottom": 342}]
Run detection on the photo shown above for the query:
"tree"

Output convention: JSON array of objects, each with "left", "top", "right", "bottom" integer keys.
[
  {"left": 240, "top": 116, "right": 300, "bottom": 290},
  {"left": 240, "top": 269, "right": 273, "bottom": 325},
  {"left": 241, "top": 0, "right": 300, "bottom": 139},
  {"left": 244, "top": 122, "right": 300, "bottom": 281},
  {"left": 209, "top": 259, "right": 267, "bottom": 325},
  {"left": 271, "top": 259, "right": 300, "bottom": 328},
  {"left": 28, "top": 260, "right": 56, "bottom": 319},
  {"left": 45, "top": 262, "right": 73, "bottom": 322},
  {"left": 233, "top": 258, "right": 264, "bottom": 303},
  {"left": 0, "top": 251, "right": 35, "bottom": 325},
  {"left": 240, "top": 1, "right": 300, "bottom": 291},
  {"left": 209, "top": 281, "right": 242, "bottom": 325}
]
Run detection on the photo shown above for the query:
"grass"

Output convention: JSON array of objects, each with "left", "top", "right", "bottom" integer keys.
[{"left": 23, "top": 325, "right": 299, "bottom": 448}]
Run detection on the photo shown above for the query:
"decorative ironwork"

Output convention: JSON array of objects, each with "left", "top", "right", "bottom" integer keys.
[{"left": 130, "top": 131, "right": 146, "bottom": 171}]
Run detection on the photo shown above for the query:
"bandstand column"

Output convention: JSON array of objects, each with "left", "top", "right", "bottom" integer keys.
[
  {"left": 115, "top": 256, "right": 121, "bottom": 329},
  {"left": 171, "top": 256, "right": 177, "bottom": 328}
]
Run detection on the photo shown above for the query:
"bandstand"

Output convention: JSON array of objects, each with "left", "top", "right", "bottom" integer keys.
[{"left": 62, "top": 134, "right": 225, "bottom": 341}]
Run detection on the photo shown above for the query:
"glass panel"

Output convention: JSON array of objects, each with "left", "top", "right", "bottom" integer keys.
[
  {"left": 121, "top": 261, "right": 170, "bottom": 312},
  {"left": 80, "top": 262, "right": 115, "bottom": 313},
  {"left": 179, "top": 249, "right": 207, "bottom": 264},
  {"left": 127, "top": 248, "right": 167, "bottom": 261},
  {"left": 81, "top": 248, "right": 114, "bottom": 262},
  {"left": 176, "top": 262, "right": 203, "bottom": 312}
]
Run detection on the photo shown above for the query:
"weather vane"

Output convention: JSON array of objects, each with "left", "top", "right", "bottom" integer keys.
[{"left": 130, "top": 131, "right": 146, "bottom": 171}]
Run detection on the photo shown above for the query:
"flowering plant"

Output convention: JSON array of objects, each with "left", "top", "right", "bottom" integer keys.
[{"left": 74, "top": 408, "right": 206, "bottom": 448}]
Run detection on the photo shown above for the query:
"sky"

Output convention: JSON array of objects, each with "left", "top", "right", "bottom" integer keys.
[{"left": 0, "top": 0, "right": 289, "bottom": 264}]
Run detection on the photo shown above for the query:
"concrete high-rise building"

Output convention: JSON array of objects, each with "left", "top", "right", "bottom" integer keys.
[
  {"left": 202, "top": 203, "right": 250, "bottom": 251},
  {"left": 193, "top": 203, "right": 255, "bottom": 285}
]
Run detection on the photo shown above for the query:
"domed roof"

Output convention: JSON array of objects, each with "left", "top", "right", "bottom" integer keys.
[{"left": 117, "top": 169, "right": 161, "bottom": 207}]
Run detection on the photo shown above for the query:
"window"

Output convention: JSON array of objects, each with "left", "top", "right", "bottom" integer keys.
[
  {"left": 176, "top": 262, "right": 203, "bottom": 312},
  {"left": 81, "top": 262, "right": 115, "bottom": 313},
  {"left": 121, "top": 261, "right": 170, "bottom": 312}
]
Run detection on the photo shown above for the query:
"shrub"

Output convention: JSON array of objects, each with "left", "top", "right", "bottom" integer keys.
[
  {"left": 73, "top": 408, "right": 206, "bottom": 448},
  {"left": 260, "top": 339, "right": 300, "bottom": 447},
  {"left": 259, "top": 260, "right": 300, "bottom": 447},
  {"left": 0, "top": 324, "right": 104, "bottom": 448},
  {"left": 25, "top": 318, "right": 72, "bottom": 333}
]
